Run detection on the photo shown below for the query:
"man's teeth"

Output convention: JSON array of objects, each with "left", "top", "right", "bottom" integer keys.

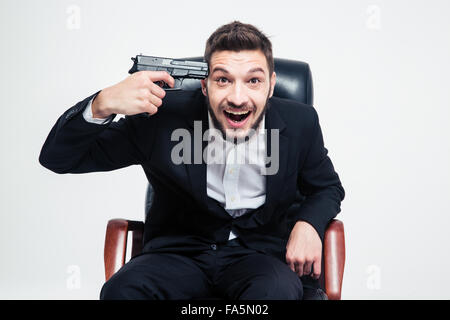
[{"left": 225, "top": 110, "right": 250, "bottom": 115}]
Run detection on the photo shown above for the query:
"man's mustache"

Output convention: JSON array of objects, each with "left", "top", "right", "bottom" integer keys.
[{"left": 221, "top": 103, "right": 255, "bottom": 112}]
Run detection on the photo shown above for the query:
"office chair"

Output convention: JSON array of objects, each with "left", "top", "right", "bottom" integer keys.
[{"left": 104, "top": 57, "right": 346, "bottom": 300}]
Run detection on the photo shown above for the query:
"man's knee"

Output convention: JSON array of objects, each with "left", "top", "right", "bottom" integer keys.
[
  {"left": 241, "top": 272, "right": 303, "bottom": 300},
  {"left": 264, "top": 273, "right": 303, "bottom": 300},
  {"left": 100, "top": 268, "right": 157, "bottom": 300},
  {"left": 100, "top": 275, "right": 123, "bottom": 300}
]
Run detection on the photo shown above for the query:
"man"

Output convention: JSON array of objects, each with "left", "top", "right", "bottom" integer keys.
[{"left": 39, "top": 21, "right": 345, "bottom": 300}]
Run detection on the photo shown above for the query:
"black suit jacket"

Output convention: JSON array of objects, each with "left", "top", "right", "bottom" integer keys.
[{"left": 39, "top": 88, "right": 344, "bottom": 264}]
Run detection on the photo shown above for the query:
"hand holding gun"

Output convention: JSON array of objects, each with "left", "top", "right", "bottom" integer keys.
[{"left": 91, "top": 55, "right": 208, "bottom": 118}]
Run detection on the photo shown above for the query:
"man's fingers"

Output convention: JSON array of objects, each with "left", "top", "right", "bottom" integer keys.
[
  {"left": 146, "top": 71, "right": 175, "bottom": 88},
  {"left": 295, "top": 261, "right": 304, "bottom": 277},
  {"left": 149, "top": 83, "right": 167, "bottom": 100},
  {"left": 147, "top": 92, "right": 163, "bottom": 108},
  {"left": 286, "top": 250, "right": 322, "bottom": 279},
  {"left": 294, "top": 259, "right": 322, "bottom": 278},
  {"left": 303, "top": 261, "right": 313, "bottom": 276},
  {"left": 312, "top": 257, "right": 322, "bottom": 279},
  {"left": 288, "top": 261, "right": 296, "bottom": 274},
  {"left": 145, "top": 103, "right": 158, "bottom": 115}
]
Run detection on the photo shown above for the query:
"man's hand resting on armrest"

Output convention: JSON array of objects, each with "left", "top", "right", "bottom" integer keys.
[
  {"left": 286, "top": 221, "right": 322, "bottom": 279},
  {"left": 92, "top": 71, "right": 175, "bottom": 118}
]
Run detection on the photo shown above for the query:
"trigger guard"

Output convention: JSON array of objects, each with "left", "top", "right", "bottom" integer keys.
[{"left": 163, "top": 78, "right": 183, "bottom": 91}]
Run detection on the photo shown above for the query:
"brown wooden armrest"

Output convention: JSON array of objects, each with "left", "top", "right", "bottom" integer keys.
[
  {"left": 104, "top": 219, "right": 144, "bottom": 281},
  {"left": 323, "top": 219, "right": 345, "bottom": 300}
]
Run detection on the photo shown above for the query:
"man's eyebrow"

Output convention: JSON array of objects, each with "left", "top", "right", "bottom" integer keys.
[
  {"left": 211, "top": 67, "right": 229, "bottom": 74},
  {"left": 210, "top": 67, "right": 266, "bottom": 74},
  {"left": 247, "top": 67, "right": 265, "bottom": 74}
]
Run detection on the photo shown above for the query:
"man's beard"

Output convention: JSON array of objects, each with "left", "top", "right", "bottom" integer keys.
[{"left": 205, "top": 90, "right": 271, "bottom": 144}]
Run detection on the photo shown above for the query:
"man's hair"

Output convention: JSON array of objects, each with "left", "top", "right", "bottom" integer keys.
[{"left": 204, "top": 21, "right": 274, "bottom": 77}]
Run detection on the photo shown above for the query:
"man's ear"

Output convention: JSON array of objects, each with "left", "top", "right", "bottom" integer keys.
[
  {"left": 269, "top": 71, "right": 277, "bottom": 98},
  {"left": 201, "top": 79, "right": 207, "bottom": 96}
]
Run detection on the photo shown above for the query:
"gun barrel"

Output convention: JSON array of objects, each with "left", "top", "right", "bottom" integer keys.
[{"left": 129, "top": 55, "right": 208, "bottom": 79}]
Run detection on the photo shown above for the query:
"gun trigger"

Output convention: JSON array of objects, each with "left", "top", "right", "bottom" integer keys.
[
  {"left": 162, "top": 78, "right": 181, "bottom": 91},
  {"left": 154, "top": 80, "right": 165, "bottom": 88}
]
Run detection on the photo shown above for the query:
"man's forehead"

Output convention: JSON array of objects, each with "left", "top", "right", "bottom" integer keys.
[
  {"left": 211, "top": 66, "right": 266, "bottom": 75},
  {"left": 209, "top": 50, "right": 268, "bottom": 74}
]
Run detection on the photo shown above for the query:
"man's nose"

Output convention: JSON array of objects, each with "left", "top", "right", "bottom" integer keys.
[{"left": 227, "top": 82, "right": 249, "bottom": 108}]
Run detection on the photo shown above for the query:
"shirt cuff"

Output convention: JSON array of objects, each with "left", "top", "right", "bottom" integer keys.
[{"left": 82, "top": 95, "right": 114, "bottom": 125}]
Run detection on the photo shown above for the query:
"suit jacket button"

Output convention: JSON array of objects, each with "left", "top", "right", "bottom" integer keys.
[{"left": 210, "top": 244, "right": 217, "bottom": 250}]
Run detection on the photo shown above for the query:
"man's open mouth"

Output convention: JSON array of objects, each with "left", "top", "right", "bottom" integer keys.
[{"left": 223, "top": 110, "right": 252, "bottom": 123}]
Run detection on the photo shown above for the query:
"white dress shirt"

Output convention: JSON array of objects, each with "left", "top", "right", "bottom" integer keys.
[
  {"left": 83, "top": 97, "right": 267, "bottom": 241},
  {"left": 205, "top": 113, "right": 267, "bottom": 240}
]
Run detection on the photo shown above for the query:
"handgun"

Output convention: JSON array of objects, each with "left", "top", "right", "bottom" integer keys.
[{"left": 128, "top": 54, "right": 209, "bottom": 90}]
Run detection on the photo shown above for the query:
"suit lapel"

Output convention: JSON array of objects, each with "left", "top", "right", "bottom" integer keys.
[
  {"left": 260, "top": 99, "right": 289, "bottom": 223},
  {"left": 184, "top": 90, "right": 210, "bottom": 209}
]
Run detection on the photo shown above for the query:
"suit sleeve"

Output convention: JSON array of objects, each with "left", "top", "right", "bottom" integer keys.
[
  {"left": 82, "top": 95, "right": 115, "bottom": 125},
  {"left": 39, "top": 92, "right": 156, "bottom": 174},
  {"left": 294, "top": 107, "right": 345, "bottom": 241}
]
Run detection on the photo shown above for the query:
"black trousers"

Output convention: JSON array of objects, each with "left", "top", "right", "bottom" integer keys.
[{"left": 100, "top": 238, "right": 303, "bottom": 300}]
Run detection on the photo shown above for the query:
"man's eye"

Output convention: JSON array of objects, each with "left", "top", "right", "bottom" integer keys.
[
  {"left": 249, "top": 78, "right": 261, "bottom": 84},
  {"left": 216, "top": 77, "right": 229, "bottom": 84}
]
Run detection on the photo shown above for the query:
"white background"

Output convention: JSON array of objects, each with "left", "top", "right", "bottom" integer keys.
[{"left": 1, "top": 0, "right": 449, "bottom": 299}]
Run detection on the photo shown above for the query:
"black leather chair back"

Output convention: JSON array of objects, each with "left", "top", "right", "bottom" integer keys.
[{"left": 145, "top": 56, "right": 314, "bottom": 215}]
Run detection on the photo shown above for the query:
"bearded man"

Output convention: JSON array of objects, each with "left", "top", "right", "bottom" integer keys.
[{"left": 39, "top": 21, "right": 345, "bottom": 300}]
